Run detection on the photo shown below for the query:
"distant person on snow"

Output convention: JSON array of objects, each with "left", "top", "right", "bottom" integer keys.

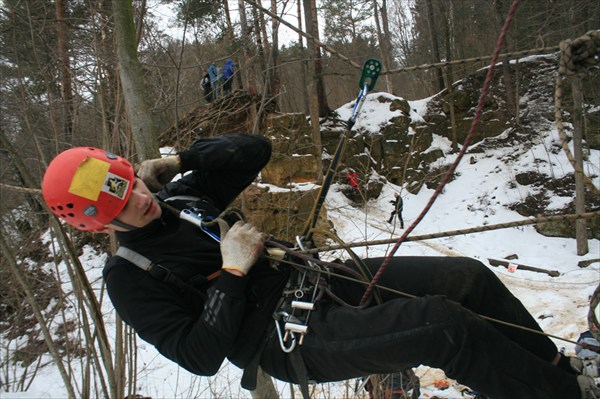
[
  {"left": 41, "top": 133, "right": 599, "bottom": 399},
  {"left": 343, "top": 168, "right": 360, "bottom": 200},
  {"left": 221, "top": 58, "right": 235, "bottom": 96},
  {"left": 387, "top": 192, "right": 404, "bottom": 228}
]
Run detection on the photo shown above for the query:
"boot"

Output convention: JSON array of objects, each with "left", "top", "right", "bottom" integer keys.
[
  {"left": 578, "top": 375, "right": 600, "bottom": 399},
  {"left": 572, "top": 355, "right": 600, "bottom": 378}
]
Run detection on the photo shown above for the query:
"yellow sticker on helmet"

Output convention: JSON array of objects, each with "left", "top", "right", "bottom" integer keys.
[{"left": 68, "top": 157, "right": 111, "bottom": 201}]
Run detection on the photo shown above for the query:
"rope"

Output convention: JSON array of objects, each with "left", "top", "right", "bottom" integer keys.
[
  {"left": 0, "top": 182, "right": 41, "bottom": 194},
  {"left": 302, "top": 211, "right": 600, "bottom": 255},
  {"left": 384, "top": 46, "right": 560, "bottom": 75},
  {"left": 359, "top": 0, "right": 523, "bottom": 307},
  {"left": 553, "top": 30, "right": 600, "bottom": 196},
  {"left": 590, "top": 283, "right": 600, "bottom": 342},
  {"left": 558, "top": 30, "right": 600, "bottom": 76}
]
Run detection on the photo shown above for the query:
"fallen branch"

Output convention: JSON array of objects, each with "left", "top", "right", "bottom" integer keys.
[
  {"left": 487, "top": 258, "right": 560, "bottom": 277},
  {"left": 578, "top": 258, "right": 600, "bottom": 268}
]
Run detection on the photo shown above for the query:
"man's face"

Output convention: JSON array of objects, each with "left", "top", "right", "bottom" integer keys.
[{"left": 107, "top": 177, "right": 162, "bottom": 231}]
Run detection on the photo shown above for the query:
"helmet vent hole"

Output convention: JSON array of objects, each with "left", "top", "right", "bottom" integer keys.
[
  {"left": 66, "top": 203, "right": 74, "bottom": 209},
  {"left": 57, "top": 205, "right": 63, "bottom": 211},
  {"left": 67, "top": 213, "right": 74, "bottom": 217},
  {"left": 79, "top": 224, "right": 85, "bottom": 228},
  {"left": 60, "top": 214, "right": 66, "bottom": 218}
]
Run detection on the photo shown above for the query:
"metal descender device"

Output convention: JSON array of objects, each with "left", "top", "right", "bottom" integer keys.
[{"left": 274, "top": 236, "right": 325, "bottom": 352}]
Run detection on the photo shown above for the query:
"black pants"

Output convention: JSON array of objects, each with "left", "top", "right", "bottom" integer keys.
[{"left": 259, "top": 256, "right": 580, "bottom": 399}]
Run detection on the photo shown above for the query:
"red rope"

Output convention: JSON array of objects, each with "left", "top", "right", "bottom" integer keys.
[{"left": 359, "top": 0, "right": 523, "bottom": 306}]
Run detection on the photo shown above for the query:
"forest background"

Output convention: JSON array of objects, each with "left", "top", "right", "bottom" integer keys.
[{"left": 0, "top": 0, "right": 598, "bottom": 398}]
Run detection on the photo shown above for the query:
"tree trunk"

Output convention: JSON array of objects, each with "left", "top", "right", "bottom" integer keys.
[
  {"left": 297, "top": 0, "right": 309, "bottom": 114},
  {"left": 54, "top": 0, "right": 75, "bottom": 142},
  {"left": 493, "top": 0, "right": 517, "bottom": 118},
  {"left": 270, "top": 0, "right": 281, "bottom": 109},
  {"left": 373, "top": 0, "right": 396, "bottom": 94},
  {"left": 571, "top": 76, "right": 588, "bottom": 255},
  {"left": 425, "top": 0, "right": 444, "bottom": 93},
  {"left": 224, "top": 0, "right": 243, "bottom": 91},
  {"left": 303, "top": 0, "right": 323, "bottom": 167},
  {"left": 238, "top": 0, "right": 258, "bottom": 130},
  {"left": 112, "top": 0, "right": 159, "bottom": 161},
  {"left": 238, "top": 0, "right": 258, "bottom": 97},
  {"left": 438, "top": 1, "right": 458, "bottom": 152},
  {"left": 304, "top": 0, "right": 329, "bottom": 117},
  {"left": 252, "top": 2, "right": 268, "bottom": 94}
]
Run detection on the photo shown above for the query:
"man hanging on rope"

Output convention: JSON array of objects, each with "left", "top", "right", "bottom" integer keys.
[{"left": 42, "top": 133, "right": 599, "bottom": 399}]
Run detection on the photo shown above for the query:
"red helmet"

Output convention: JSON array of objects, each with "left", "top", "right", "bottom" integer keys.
[{"left": 42, "top": 147, "right": 134, "bottom": 231}]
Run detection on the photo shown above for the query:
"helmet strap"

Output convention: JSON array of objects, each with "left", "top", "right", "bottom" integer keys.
[{"left": 109, "top": 218, "right": 139, "bottom": 231}]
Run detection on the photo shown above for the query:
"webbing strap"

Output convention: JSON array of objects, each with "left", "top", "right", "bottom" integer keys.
[
  {"left": 116, "top": 246, "right": 222, "bottom": 282},
  {"left": 116, "top": 246, "right": 153, "bottom": 271}
]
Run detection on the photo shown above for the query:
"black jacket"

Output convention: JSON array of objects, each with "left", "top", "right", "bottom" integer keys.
[{"left": 103, "top": 134, "right": 289, "bottom": 376}]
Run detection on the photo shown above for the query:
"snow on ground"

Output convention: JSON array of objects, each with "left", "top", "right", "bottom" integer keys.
[{"left": 3, "top": 92, "right": 599, "bottom": 399}]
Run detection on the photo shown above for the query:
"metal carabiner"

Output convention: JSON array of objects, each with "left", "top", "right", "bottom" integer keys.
[{"left": 274, "top": 314, "right": 297, "bottom": 353}]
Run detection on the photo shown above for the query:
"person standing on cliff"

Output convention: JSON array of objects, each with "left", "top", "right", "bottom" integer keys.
[{"left": 387, "top": 192, "right": 404, "bottom": 228}]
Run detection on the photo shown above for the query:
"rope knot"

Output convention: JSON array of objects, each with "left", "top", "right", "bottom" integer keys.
[{"left": 559, "top": 30, "right": 600, "bottom": 76}]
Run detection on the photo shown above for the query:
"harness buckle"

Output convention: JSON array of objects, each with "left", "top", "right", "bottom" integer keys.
[{"left": 274, "top": 311, "right": 298, "bottom": 353}]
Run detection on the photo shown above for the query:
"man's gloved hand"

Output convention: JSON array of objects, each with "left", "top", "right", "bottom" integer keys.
[
  {"left": 137, "top": 156, "right": 181, "bottom": 192},
  {"left": 220, "top": 221, "right": 266, "bottom": 276}
]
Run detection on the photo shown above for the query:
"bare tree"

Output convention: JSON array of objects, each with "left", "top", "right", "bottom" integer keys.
[
  {"left": 493, "top": 0, "right": 517, "bottom": 118},
  {"left": 297, "top": 0, "right": 310, "bottom": 113},
  {"left": 112, "top": 0, "right": 160, "bottom": 161},
  {"left": 373, "top": 0, "right": 397, "bottom": 94},
  {"left": 424, "top": 0, "right": 444, "bottom": 92},
  {"left": 302, "top": 0, "right": 325, "bottom": 165},
  {"left": 571, "top": 76, "right": 589, "bottom": 255},
  {"left": 54, "top": 0, "right": 75, "bottom": 142}
]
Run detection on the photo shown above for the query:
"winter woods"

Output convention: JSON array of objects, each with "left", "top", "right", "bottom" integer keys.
[{"left": 1, "top": 0, "right": 599, "bottom": 397}]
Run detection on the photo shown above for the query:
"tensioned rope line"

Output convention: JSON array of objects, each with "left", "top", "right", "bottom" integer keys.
[
  {"left": 553, "top": 30, "right": 600, "bottom": 196},
  {"left": 301, "top": 211, "right": 600, "bottom": 255},
  {"left": 359, "top": 0, "right": 523, "bottom": 306},
  {"left": 385, "top": 46, "right": 560, "bottom": 74},
  {"left": 4, "top": 183, "right": 597, "bottom": 259},
  {"left": 0, "top": 182, "right": 41, "bottom": 194}
]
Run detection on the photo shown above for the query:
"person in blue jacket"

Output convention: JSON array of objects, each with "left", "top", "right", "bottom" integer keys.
[
  {"left": 41, "top": 133, "right": 600, "bottom": 399},
  {"left": 222, "top": 59, "right": 235, "bottom": 96},
  {"left": 208, "top": 63, "right": 219, "bottom": 98}
]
